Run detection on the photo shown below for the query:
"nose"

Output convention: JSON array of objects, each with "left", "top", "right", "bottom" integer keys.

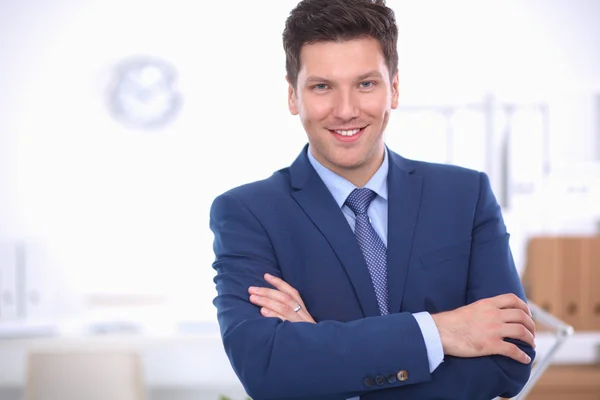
[{"left": 332, "top": 89, "right": 360, "bottom": 121}]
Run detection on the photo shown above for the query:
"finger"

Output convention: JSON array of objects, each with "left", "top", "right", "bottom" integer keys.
[
  {"left": 499, "top": 323, "right": 536, "bottom": 348},
  {"left": 260, "top": 307, "right": 287, "bottom": 322},
  {"left": 495, "top": 341, "right": 532, "bottom": 364},
  {"left": 249, "top": 295, "right": 300, "bottom": 321},
  {"left": 264, "top": 274, "right": 304, "bottom": 305},
  {"left": 263, "top": 275, "right": 315, "bottom": 322},
  {"left": 500, "top": 309, "right": 536, "bottom": 337},
  {"left": 492, "top": 293, "right": 531, "bottom": 316},
  {"left": 249, "top": 286, "right": 315, "bottom": 323},
  {"left": 249, "top": 287, "right": 297, "bottom": 309}
]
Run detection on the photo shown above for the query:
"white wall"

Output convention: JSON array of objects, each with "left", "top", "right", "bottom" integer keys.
[{"left": 1, "top": 0, "right": 600, "bottom": 323}]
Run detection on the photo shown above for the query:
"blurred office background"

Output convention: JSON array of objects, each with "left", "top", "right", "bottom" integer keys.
[{"left": 1, "top": 0, "right": 599, "bottom": 399}]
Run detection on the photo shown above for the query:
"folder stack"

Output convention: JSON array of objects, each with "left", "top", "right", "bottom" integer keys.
[{"left": 522, "top": 236, "right": 600, "bottom": 331}]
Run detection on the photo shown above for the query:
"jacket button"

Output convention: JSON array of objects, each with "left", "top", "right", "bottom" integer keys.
[
  {"left": 386, "top": 374, "right": 397, "bottom": 384},
  {"left": 375, "top": 375, "right": 386, "bottom": 385},
  {"left": 363, "top": 377, "right": 375, "bottom": 387},
  {"left": 397, "top": 370, "right": 408, "bottom": 382}
]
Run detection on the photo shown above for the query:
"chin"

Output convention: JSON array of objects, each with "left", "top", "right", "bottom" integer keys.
[{"left": 329, "top": 154, "right": 365, "bottom": 170}]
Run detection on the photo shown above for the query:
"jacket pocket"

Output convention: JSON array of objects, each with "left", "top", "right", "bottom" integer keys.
[{"left": 420, "top": 238, "right": 472, "bottom": 267}]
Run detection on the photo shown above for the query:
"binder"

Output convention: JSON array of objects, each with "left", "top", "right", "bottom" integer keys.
[
  {"left": 0, "top": 242, "right": 19, "bottom": 320},
  {"left": 23, "top": 241, "right": 57, "bottom": 319},
  {"left": 588, "top": 237, "right": 600, "bottom": 330},
  {"left": 558, "top": 237, "right": 584, "bottom": 329},
  {"left": 523, "top": 237, "right": 562, "bottom": 327}
]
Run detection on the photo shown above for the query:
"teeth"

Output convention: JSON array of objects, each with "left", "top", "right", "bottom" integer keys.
[{"left": 334, "top": 128, "right": 361, "bottom": 136}]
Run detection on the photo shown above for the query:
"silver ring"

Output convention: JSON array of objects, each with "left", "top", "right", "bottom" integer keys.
[{"left": 293, "top": 304, "right": 302, "bottom": 313}]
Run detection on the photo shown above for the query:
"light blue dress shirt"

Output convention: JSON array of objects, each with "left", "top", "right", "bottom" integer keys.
[{"left": 307, "top": 145, "right": 444, "bottom": 379}]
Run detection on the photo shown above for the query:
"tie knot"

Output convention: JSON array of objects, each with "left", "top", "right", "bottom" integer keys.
[{"left": 345, "top": 188, "right": 377, "bottom": 216}]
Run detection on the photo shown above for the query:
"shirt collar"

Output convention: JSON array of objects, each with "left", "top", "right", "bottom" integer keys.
[{"left": 307, "top": 145, "right": 389, "bottom": 208}]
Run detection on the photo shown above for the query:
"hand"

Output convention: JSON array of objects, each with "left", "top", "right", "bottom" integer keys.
[
  {"left": 431, "top": 293, "right": 536, "bottom": 364},
  {"left": 248, "top": 273, "right": 316, "bottom": 323}
]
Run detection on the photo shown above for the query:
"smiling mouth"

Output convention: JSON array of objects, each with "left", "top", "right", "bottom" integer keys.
[{"left": 329, "top": 127, "right": 366, "bottom": 137}]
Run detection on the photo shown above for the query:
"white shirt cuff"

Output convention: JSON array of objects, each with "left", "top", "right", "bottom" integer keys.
[{"left": 413, "top": 311, "right": 444, "bottom": 372}]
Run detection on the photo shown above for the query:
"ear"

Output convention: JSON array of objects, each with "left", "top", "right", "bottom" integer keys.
[
  {"left": 391, "top": 72, "right": 399, "bottom": 109},
  {"left": 286, "top": 76, "right": 299, "bottom": 115}
]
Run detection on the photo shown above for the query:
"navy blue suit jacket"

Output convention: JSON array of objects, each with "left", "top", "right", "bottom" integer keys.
[{"left": 210, "top": 145, "right": 534, "bottom": 399}]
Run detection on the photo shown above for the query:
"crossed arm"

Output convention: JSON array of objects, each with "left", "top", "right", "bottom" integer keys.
[
  {"left": 247, "top": 265, "right": 536, "bottom": 400},
  {"left": 250, "top": 273, "right": 534, "bottom": 366}
]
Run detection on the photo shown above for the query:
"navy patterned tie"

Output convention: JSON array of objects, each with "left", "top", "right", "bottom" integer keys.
[{"left": 345, "top": 188, "right": 390, "bottom": 315}]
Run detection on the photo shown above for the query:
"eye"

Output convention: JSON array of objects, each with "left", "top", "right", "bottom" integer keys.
[
  {"left": 313, "top": 83, "right": 329, "bottom": 91},
  {"left": 360, "top": 81, "right": 375, "bottom": 89}
]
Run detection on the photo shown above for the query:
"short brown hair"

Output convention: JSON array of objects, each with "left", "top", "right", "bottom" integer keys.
[{"left": 283, "top": 0, "right": 398, "bottom": 89}]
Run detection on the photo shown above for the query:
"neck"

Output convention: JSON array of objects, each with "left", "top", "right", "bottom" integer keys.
[{"left": 343, "top": 150, "right": 385, "bottom": 187}]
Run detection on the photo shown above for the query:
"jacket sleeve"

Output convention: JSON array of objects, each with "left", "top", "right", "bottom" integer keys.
[
  {"left": 362, "top": 171, "right": 535, "bottom": 400},
  {"left": 461, "top": 172, "right": 535, "bottom": 398},
  {"left": 210, "top": 192, "right": 432, "bottom": 400}
]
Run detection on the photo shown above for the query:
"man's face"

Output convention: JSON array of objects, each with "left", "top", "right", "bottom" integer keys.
[{"left": 288, "top": 37, "right": 399, "bottom": 183}]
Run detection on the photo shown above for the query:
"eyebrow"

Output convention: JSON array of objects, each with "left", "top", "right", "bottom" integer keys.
[
  {"left": 305, "top": 70, "right": 384, "bottom": 85},
  {"left": 305, "top": 76, "right": 333, "bottom": 85},
  {"left": 356, "top": 70, "right": 384, "bottom": 81}
]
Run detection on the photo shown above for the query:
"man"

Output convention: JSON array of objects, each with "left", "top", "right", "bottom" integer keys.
[{"left": 209, "top": 0, "right": 536, "bottom": 399}]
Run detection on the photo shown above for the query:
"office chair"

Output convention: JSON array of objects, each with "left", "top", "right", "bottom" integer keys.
[{"left": 25, "top": 350, "right": 146, "bottom": 400}]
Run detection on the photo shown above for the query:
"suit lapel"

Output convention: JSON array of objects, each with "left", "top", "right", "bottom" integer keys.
[
  {"left": 386, "top": 151, "right": 423, "bottom": 314},
  {"left": 289, "top": 147, "right": 381, "bottom": 317}
]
